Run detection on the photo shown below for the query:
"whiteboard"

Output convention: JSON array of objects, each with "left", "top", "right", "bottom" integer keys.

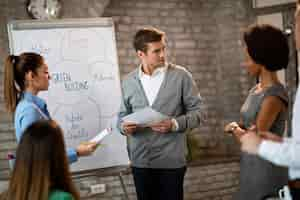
[{"left": 7, "top": 18, "right": 129, "bottom": 172}]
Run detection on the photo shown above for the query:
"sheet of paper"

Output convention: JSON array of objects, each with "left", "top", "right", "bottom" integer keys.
[
  {"left": 89, "top": 128, "right": 111, "bottom": 144},
  {"left": 122, "top": 107, "right": 169, "bottom": 127}
]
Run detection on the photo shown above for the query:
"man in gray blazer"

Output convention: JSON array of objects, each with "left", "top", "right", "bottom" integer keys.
[{"left": 117, "top": 27, "right": 205, "bottom": 200}]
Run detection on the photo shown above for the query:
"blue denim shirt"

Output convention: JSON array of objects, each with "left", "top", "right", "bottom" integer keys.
[{"left": 14, "top": 92, "right": 78, "bottom": 163}]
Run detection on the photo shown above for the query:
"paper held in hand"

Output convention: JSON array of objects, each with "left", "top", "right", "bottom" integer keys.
[
  {"left": 122, "top": 107, "right": 170, "bottom": 127},
  {"left": 89, "top": 128, "right": 111, "bottom": 144}
]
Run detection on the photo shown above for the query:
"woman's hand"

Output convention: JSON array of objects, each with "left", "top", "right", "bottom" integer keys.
[
  {"left": 76, "top": 142, "right": 98, "bottom": 157},
  {"left": 224, "top": 121, "right": 246, "bottom": 139},
  {"left": 224, "top": 121, "right": 239, "bottom": 133}
]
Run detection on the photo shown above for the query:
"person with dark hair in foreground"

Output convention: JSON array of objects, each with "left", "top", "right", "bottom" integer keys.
[{"left": 1, "top": 120, "right": 79, "bottom": 200}]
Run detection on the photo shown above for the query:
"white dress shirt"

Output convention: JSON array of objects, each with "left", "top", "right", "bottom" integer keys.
[
  {"left": 139, "top": 65, "right": 167, "bottom": 106},
  {"left": 138, "top": 64, "right": 178, "bottom": 130},
  {"left": 258, "top": 88, "right": 300, "bottom": 180}
]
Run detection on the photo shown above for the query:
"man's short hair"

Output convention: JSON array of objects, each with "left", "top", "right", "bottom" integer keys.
[{"left": 133, "top": 27, "right": 165, "bottom": 53}]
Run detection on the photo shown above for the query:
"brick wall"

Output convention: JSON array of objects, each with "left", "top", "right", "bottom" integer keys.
[
  {"left": 0, "top": 0, "right": 254, "bottom": 199},
  {"left": 70, "top": 158, "right": 240, "bottom": 200}
]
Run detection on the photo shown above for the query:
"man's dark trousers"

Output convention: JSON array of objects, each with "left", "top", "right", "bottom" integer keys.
[{"left": 131, "top": 166, "right": 186, "bottom": 200}]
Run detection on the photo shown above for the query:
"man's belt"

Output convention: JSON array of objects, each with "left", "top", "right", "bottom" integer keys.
[{"left": 288, "top": 179, "right": 300, "bottom": 189}]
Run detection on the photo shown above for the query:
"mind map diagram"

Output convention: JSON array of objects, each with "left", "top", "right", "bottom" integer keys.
[{"left": 14, "top": 28, "right": 122, "bottom": 149}]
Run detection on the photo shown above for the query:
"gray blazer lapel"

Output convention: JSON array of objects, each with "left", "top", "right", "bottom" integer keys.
[
  {"left": 132, "top": 69, "right": 150, "bottom": 106},
  {"left": 151, "top": 63, "right": 172, "bottom": 109}
]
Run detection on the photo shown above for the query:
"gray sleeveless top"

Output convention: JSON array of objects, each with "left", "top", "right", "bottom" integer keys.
[{"left": 235, "top": 83, "right": 289, "bottom": 200}]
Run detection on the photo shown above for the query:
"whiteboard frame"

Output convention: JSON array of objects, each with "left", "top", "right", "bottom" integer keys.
[{"left": 7, "top": 18, "right": 114, "bottom": 55}]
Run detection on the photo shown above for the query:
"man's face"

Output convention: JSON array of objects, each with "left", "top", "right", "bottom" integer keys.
[{"left": 138, "top": 39, "right": 166, "bottom": 69}]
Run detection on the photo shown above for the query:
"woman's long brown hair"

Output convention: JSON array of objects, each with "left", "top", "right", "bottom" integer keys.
[
  {"left": 1, "top": 120, "right": 80, "bottom": 200},
  {"left": 4, "top": 52, "right": 43, "bottom": 113}
]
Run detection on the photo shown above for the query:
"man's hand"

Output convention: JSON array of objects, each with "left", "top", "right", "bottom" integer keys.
[
  {"left": 150, "top": 119, "right": 173, "bottom": 133},
  {"left": 258, "top": 131, "right": 283, "bottom": 142},
  {"left": 76, "top": 142, "right": 98, "bottom": 157},
  {"left": 240, "top": 131, "right": 262, "bottom": 155},
  {"left": 121, "top": 122, "right": 138, "bottom": 135}
]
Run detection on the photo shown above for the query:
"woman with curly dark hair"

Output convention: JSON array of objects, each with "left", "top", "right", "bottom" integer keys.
[{"left": 225, "top": 24, "right": 290, "bottom": 200}]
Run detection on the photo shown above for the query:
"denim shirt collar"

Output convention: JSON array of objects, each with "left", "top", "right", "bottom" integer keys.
[{"left": 21, "top": 92, "right": 47, "bottom": 111}]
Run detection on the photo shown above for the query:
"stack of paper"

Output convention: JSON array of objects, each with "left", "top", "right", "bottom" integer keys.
[{"left": 122, "top": 107, "right": 169, "bottom": 127}]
